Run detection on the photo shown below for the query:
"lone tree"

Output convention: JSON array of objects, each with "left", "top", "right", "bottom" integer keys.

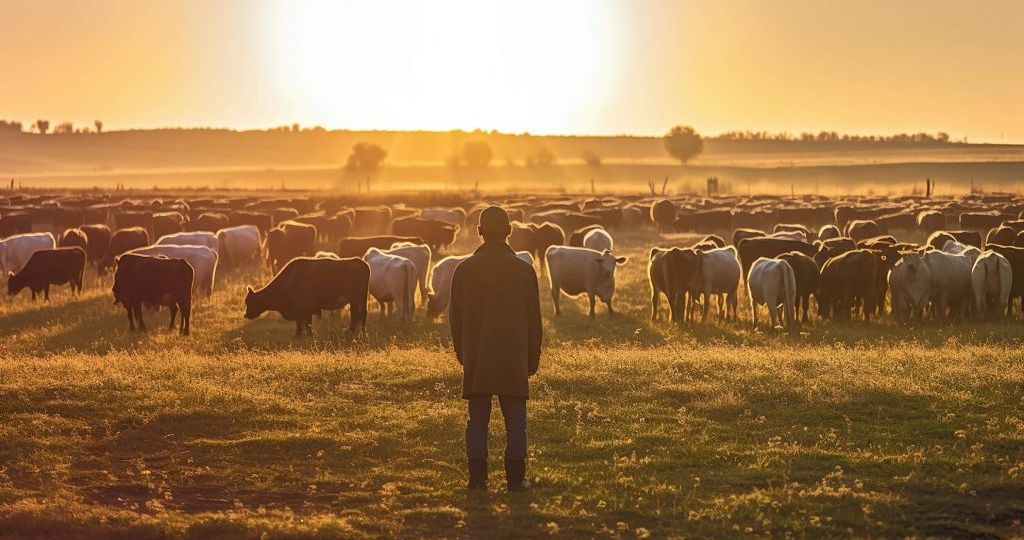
[
  {"left": 34, "top": 119, "right": 50, "bottom": 135},
  {"left": 663, "top": 125, "right": 703, "bottom": 165},
  {"left": 462, "top": 141, "right": 493, "bottom": 168},
  {"left": 345, "top": 142, "right": 387, "bottom": 171},
  {"left": 582, "top": 150, "right": 602, "bottom": 167}
]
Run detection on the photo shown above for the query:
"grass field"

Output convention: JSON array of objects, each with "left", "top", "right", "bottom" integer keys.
[{"left": 1, "top": 229, "right": 1023, "bottom": 538}]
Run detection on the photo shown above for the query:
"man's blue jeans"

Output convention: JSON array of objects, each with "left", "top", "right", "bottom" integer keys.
[{"left": 466, "top": 395, "right": 527, "bottom": 461}]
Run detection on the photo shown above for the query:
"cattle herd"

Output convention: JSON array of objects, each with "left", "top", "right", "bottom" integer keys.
[{"left": 3, "top": 190, "right": 1024, "bottom": 336}]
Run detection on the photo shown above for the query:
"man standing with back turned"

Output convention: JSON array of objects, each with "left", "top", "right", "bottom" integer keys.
[{"left": 450, "top": 206, "right": 543, "bottom": 491}]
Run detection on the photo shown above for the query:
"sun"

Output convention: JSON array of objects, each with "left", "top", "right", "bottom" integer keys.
[{"left": 260, "top": 0, "right": 623, "bottom": 133}]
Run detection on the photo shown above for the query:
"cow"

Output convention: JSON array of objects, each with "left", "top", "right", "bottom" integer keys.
[
  {"left": 245, "top": 256, "right": 369, "bottom": 335},
  {"left": 986, "top": 225, "right": 1017, "bottom": 247},
  {"left": 353, "top": 206, "right": 393, "bottom": 235},
  {"left": 0, "top": 232, "right": 57, "bottom": 281},
  {"left": 230, "top": 211, "right": 273, "bottom": 234},
  {"left": 927, "top": 230, "right": 983, "bottom": 249},
  {"left": 941, "top": 239, "right": 981, "bottom": 262},
  {"left": 648, "top": 247, "right": 701, "bottom": 322},
  {"left": 112, "top": 253, "right": 193, "bottom": 335},
  {"left": 337, "top": 235, "right": 425, "bottom": 258},
  {"left": 817, "top": 224, "right": 841, "bottom": 240},
  {"left": 888, "top": 252, "right": 932, "bottom": 323},
  {"left": 817, "top": 249, "right": 878, "bottom": 321},
  {"left": 509, "top": 222, "right": 536, "bottom": 252},
  {"left": 114, "top": 211, "right": 152, "bottom": 231},
  {"left": 7, "top": 247, "right": 85, "bottom": 300},
  {"left": 128, "top": 244, "right": 218, "bottom": 297},
  {"left": 568, "top": 224, "right": 604, "bottom": 247},
  {"left": 192, "top": 212, "right": 230, "bottom": 232},
  {"left": 363, "top": 248, "right": 417, "bottom": 320},
  {"left": 583, "top": 228, "right": 614, "bottom": 253},
  {"left": 216, "top": 225, "right": 262, "bottom": 270},
  {"left": 265, "top": 220, "right": 317, "bottom": 272},
  {"left": 650, "top": 199, "right": 676, "bottom": 233},
  {"left": 732, "top": 228, "right": 766, "bottom": 247},
  {"left": 736, "top": 237, "right": 815, "bottom": 282},
  {"left": 971, "top": 251, "right": 1012, "bottom": 319},
  {"left": 422, "top": 249, "right": 536, "bottom": 320},
  {"left": 420, "top": 207, "right": 467, "bottom": 228},
  {"left": 153, "top": 212, "right": 185, "bottom": 239},
  {"left": 917, "top": 210, "right": 945, "bottom": 234},
  {"left": 98, "top": 227, "right": 151, "bottom": 274},
  {"left": 774, "top": 224, "right": 812, "bottom": 242},
  {"left": 845, "top": 220, "right": 883, "bottom": 242},
  {"left": 58, "top": 228, "right": 89, "bottom": 253},
  {"left": 546, "top": 246, "right": 627, "bottom": 318},
  {"left": 768, "top": 230, "right": 807, "bottom": 242},
  {"left": 0, "top": 213, "right": 33, "bottom": 237},
  {"left": 385, "top": 242, "right": 432, "bottom": 306},
  {"left": 961, "top": 212, "right": 1010, "bottom": 231},
  {"left": 692, "top": 246, "right": 741, "bottom": 322},
  {"left": 80, "top": 224, "right": 111, "bottom": 264},
  {"left": 272, "top": 207, "right": 300, "bottom": 226},
  {"left": 747, "top": 258, "right": 796, "bottom": 331},
  {"left": 983, "top": 244, "right": 1024, "bottom": 316},
  {"left": 778, "top": 251, "right": 819, "bottom": 323},
  {"left": 391, "top": 217, "right": 459, "bottom": 252},
  {"left": 157, "top": 231, "right": 219, "bottom": 252},
  {"left": 532, "top": 222, "right": 565, "bottom": 275},
  {"left": 921, "top": 250, "right": 973, "bottom": 319}
]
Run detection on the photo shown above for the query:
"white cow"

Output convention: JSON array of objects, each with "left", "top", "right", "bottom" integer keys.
[
  {"left": 922, "top": 250, "right": 973, "bottom": 318},
  {"left": 157, "top": 231, "right": 218, "bottom": 252},
  {"left": 363, "top": 247, "right": 417, "bottom": 320},
  {"left": 545, "top": 246, "right": 627, "bottom": 318},
  {"left": 128, "top": 244, "right": 219, "bottom": 297},
  {"left": 972, "top": 250, "right": 1012, "bottom": 319},
  {"left": 747, "top": 257, "right": 796, "bottom": 331},
  {"left": 583, "top": 228, "right": 614, "bottom": 253},
  {"left": 694, "top": 245, "right": 742, "bottom": 322},
  {"left": 888, "top": 252, "right": 932, "bottom": 322},
  {"left": 0, "top": 232, "right": 56, "bottom": 281},
  {"left": 424, "top": 251, "right": 536, "bottom": 318},
  {"left": 216, "top": 225, "right": 262, "bottom": 270},
  {"left": 386, "top": 242, "right": 432, "bottom": 306},
  {"left": 941, "top": 239, "right": 981, "bottom": 262}
]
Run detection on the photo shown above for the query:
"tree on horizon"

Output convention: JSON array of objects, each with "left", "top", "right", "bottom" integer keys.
[
  {"left": 664, "top": 125, "right": 703, "bottom": 165},
  {"left": 345, "top": 142, "right": 387, "bottom": 171}
]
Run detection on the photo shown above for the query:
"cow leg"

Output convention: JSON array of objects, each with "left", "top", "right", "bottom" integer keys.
[
  {"left": 181, "top": 303, "right": 191, "bottom": 335},
  {"left": 606, "top": 298, "right": 615, "bottom": 318},
  {"left": 750, "top": 298, "right": 758, "bottom": 328},
  {"left": 294, "top": 319, "right": 303, "bottom": 337},
  {"left": 651, "top": 290, "right": 660, "bottom": 321},
  {"left": 168, "top": 305, "right": 178, "bottom": 330},
  {"left": 44, "top": 285, "right": 51, "bottom": 301},
  {"left": 135, "top": 306, "right": 146, "bottom": 332},
  {"left": 588, "top": 294, "right": 596, "bottom": 319},
  {"left": 551, "top": 283, "right": 561, "bottom": 316},
  {"left": 701, "top": 291, "right": 710, "bottom": 323},
  {"left": 768, "top": 299, "right": 780, "bottom": 328},
  {"left": 126, "top": 306, "right": 135, "bottom": 331}
]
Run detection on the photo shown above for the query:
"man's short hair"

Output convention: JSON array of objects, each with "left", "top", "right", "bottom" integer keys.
[{"left": 478, "top": 206, "right": 511, "bottom": 237}]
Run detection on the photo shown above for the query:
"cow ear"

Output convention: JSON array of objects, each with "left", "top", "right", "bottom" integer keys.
[
  {"left": 616, "top": 256, "right": 628, "bottom": 265},
  {"left": 246, "top": 286, "right": 254, "bottom": 295},
  {"left": 6, "top": 271, "right": 12, "bottom": 279}
]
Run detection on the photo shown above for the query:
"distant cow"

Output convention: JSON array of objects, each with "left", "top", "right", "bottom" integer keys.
[
  {"left": 845, "top": 220, "right": 882, "bottom": 242},
  {"left": 732, "top": 228, "right": 766, "bottom": 247},
  {"left": 0, "top": 232, "right": 57, "bottom": 280},
  {"left": 546, "top": 246, "right": 627, "bottom": 318},
  {"left": 747, "top": 258, "right": 796, "bottom": 331},
  {"left": 216, "top": 225, "right": 262, "bottom": 270},
  {"left": 7, "top": 247, "right": 85, "bottom": 300},
  {"left": 157, "top": 231, "right": 219, "bottom": 252},
  {"left": 960, "top": 212, "right": 1009, "bottom": 231},
  {"left": 245, "top": 256, "right": 370, "bottom": 335},
  {"left": 265, "top": 220, "right": 317, "bottom": 272},
  {"left": 917, "top": 211, "right": 945, "bottom": 234},
  {"left": 153, "top": 212, "right": 185, "bottom": 239},
  {"left": 818, "top": 249, "right": 879, "bottom": 321},
  {"left": 420, "top": 207, "right": 467, "bottom": 227},
  {"left": 80, "top": 224, "right": 111, "bottom": 264},
  {"left": 650, "top": 199, "right": 676, "bottom": 233},
  {"left": 971, "top": 250, "right": 1012, "bottom": 319},
  {"left": 817, "top": 224, "right": 841, "bottom": 240},
  {"left": 568, "top": 224, "right": 604, "bottom": 247},
  {"left": 392, "top": 217, "right": 459, "bottom": 252},
  {"left": 337, "top": 235, "right": 425, "bottom": 258},
  {"left": 0, "top": 213, "right": 34, "bottom": 237},
  {"left": 583, "top": 228, "right": 614, "bottom": 253},
  {"left": 112, "top": 253, "right": 193, "bottom": 335},
  {"left": 774, "top": 224, "right": 811, "bottom": 242},
  {"left": 129, "top": 244, "right": 218, "bottom": 296},
  {"left": 353, "top": 206, "right": 393, "bottom": 235},
  {"left": 58, "top": 228, "right": 89, "bottom": 253},
  {"left": 98, "top": 227, "right": 150, "bottom": 274},
  {"left": 384, "top": 242, "right": 432, "bottom": 306},
  {"left": 926, "top": 230, "right": 982, "bottom": 250},
  {"left": 114, "top": 211, "right": 152, "bottom": 231},
  {"left": 736, "top": 237, "right": 815, "bottom": 282},
  {"left": 192, "top": 212, "right": 230, "bottom": 232},
  {"left": 363, "top": 248, "right": 417, "bottom": 320},
  {"left": 986, "top": 225, "right": 1017, "bottom": 247},
  {"left": 778, "top": 251, "right": 819, "bottom": 323}
]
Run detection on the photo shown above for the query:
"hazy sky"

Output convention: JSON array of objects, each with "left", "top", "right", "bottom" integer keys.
[{"left": 2, "top": 0, "right": 1022, "bottom": 141}]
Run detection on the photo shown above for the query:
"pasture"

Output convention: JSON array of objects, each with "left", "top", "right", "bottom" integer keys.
[{"left": 1, "top": 224, "right": 1022, "bottom": 538}]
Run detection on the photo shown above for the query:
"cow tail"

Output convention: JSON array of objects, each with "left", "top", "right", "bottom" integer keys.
[
  {"left": 782, "top": 261, "right": 796, "bottom": 330},
  {"left": 404, "top": 261, "right": 415, "bottom": 319}
]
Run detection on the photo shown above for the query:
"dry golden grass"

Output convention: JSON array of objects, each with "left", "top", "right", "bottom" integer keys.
[{"left": 1, "top": 229, "right": 1023, "bottom": 537}]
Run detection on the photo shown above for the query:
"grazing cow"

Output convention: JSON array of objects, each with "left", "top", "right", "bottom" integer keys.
[
  {"left": 129, "top": 244, "right": 218, "bottom": 296},
  {"left": 0, "top": 213, "right": 34, "bottom": 237},
  {"left": 732, "top": 228, "right": 766, "bottom": 247},
  {"left": 845, "top": 220, "right": 883, "bottom": 242},
  {"left": 153, "top": 212, "right": 185, "bottom": 239},
  {"left": 216, "top": 225, "right": 262, "bottom": 270},
  {"left": 818, "top": 249, "right": 878, "bottom": 321},
  {"left": 353, "top": 206, "right": 393, "bottom": 235},
  {"left": 509, "top": 222, "right": 536, "bottom": 253},
  {"left": 736, "top": 237, "right": 815, "bottom": 282},
  {"left": 922, "top": 250, "right": 973, "bottom": 319},
  {"left": 337, "top": 235, "right": 425, "bottom": 258},
  {"left": 546, "top": 246, "right": 627, "bottom": 318},
  {"left": 648, "top": 247, "right": 701, "bottom": 322},
  {"left": 265, "top": 220, "right": 317, "bottom": 272},
  {"left": 971, "top": 251, "right": 1012, "bottom": 319},
  {"left": 385, "top": 242, "right": 432, "bottom": 306},
  {"left": 193, "top": 212, "right": 230, "bottom": 232},
  {"left": 651, "top": 199, "right": 677, "bottom": 233},
  {"left": 888, "top": 252, "right": 932, "bottom": 322},
  {"left": 917, "top": 210, "right": 945, "bottom": 234},
  {"left": 693, "top": 246, "right": 741, "bottom": 322},
  {"left": 363, "top": 248, "right": 417, "bottom": 320},
  {"left": 747, "top": 258, "right": 796, "bottom": 331},
  {"left": 245, "top": 256, "right": 370, "bottom": 335},
  {"left": 983, "top": 244, "right": 1024, "bottom": 315},
  {"left": 157, "top": 231, "right": 218, "bottom": 252},
  {"left": 986, "top": 225, "right": 1017, "bottom": 247},
  {"left": 927, "top": 230, "right": 983, "bottom": 249},
  {"left": 58, "top": 228, "right": 89, "bottom": 253},
  {"left": 112, "top": 253, "right": 193, "bottom": 335},
  {"left": 7, "top": 247, "right": 85, "bottom": 300},
  {"left": 80, "top": 224, "right": 111, "bottom": 264},
  {"left": 98, "top": 227, "right": 150, "bottom": 274},
  {"left": 583, "top": 228, "right": 614, "bottom": 253},
  {"left": 392, "top": 217, "right": 459, "bottom": 252},
  {"left": 817, "top": 224, "right": 841, "bottom": 240},
  {"left": 0, "top": 232, "right": 57, "bottom": 280},
  {"left": 774, "top": 224, "right": 812, "bottom": 242},
  {"left": 778, "top": 251, "right": 819, "bottom": 323},
  {"left": 568, "top": 224, "right": 604, "bottom": 247}
]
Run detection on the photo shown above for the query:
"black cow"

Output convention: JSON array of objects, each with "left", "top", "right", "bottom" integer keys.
[
  {"left": 112, "top": 253, "right": 193, "bottom": 334},
  {"left": 392, "top": 217, "right": 459, "bottom": 252},
  {"left": 984, "top": 244, "right": 1024, "bottom": 316},
  {"left": 80, "top": 224, "right": 111, "bottom": 264},
  {"left": 99, "top": 227, "right": 151, "bottom": 274},
  {"left": 736, "top": 237, "right": 815, "bottom": 282},
  {"left": 778, "top": 251, "right": 819, "bottom": 323},
  {"left": 7, "top": 247, "right": 85, "bottom": 300}
]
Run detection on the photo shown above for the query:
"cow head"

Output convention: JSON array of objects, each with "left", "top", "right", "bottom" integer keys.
[
  {"left": 6, "top": 271, "right": 19, "bottom": 296},
  {"left": 243, "top": 285, "right": 263, "bottom": 319},
  {"left": 591, "top": 251, "right": 627, "bottom": 301}
]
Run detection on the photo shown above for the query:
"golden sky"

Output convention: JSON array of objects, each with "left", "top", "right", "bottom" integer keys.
[{"left": 2, "top": 0, "right": 1022, "bottom": 142}]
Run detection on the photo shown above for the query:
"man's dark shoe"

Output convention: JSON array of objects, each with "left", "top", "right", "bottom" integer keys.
[
  {"left": 468, "top": 458, "right": 488, "bottom": 490},
  {"left": 504, "top": 458, "right": 531, "bottom": 492}
]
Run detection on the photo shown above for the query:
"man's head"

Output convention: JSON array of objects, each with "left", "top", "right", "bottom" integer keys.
[{"left": 478, "top": 206, "right": 511, "bottom": 241}]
